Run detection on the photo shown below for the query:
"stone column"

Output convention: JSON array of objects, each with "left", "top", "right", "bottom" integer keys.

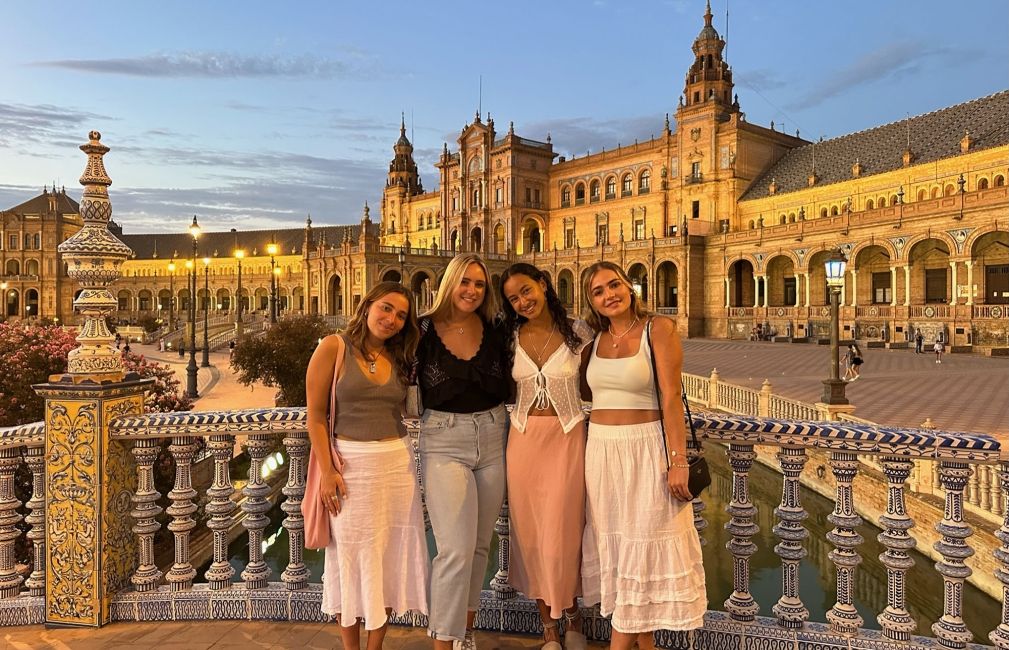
[
  {"left": 804, "top": 272, "right": 811, "bottom": 307},
  {"left": 850, "top": 269, "right": 858, "bottom": 307},
  {"left": 724, "top": 278, "right": 730, "bottom": 308},
  {"left": 762, "top": 275, "right": 769, "bottom": 308},
  {"left": 903, "top": 265, "right": 912, "bottom": 307},
  {"left": 794, "top": 275, "right": 801, "bottom": 308},
  {"left": 34, "top": 132, "right": 150, "bottom": 627},
  {"left": 965, "top": 261, "right": 974, "bottom": 306},
  {"left": 753, "top": 275, "right": 760, "bottom": 308},
  {"left": 949, "top": 261, "right": 958, "bottom": 306}
]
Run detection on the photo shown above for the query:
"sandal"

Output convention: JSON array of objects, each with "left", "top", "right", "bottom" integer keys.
[
  {"left": 562, "top": 609, "right": 588, "bottom": 650},
  {"left": 541, "top": 619, "right": 562, "bottom": 650}
]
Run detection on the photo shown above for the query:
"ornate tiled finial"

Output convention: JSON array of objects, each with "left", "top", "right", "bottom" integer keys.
[{"left": 57, "top": 131, "right": 133, "bottom": 378}]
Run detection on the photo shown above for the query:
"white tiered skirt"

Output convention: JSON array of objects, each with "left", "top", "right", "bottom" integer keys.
[
  {"left": 581, "top": 421, "right": 707, "bottom": 634},
  {"left": 321, "top": 437, "right": 429, "bottom": 629}
]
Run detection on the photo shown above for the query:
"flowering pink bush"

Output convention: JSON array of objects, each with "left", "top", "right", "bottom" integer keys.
[{"left": 0, "top": 321, "right": 192, "bottom": 426}]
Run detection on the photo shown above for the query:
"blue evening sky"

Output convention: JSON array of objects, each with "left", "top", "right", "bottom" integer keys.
[{"left": 2, "top": 1, "right": 1006, "bottom": 234}]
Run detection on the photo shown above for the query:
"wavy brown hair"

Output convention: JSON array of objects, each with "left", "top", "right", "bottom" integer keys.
[
  {"left": 343, "top": 281, "right": 419, "bottom": 380},
  {"left": 581, "top": 261, "right": 651, "bottom": 332}
]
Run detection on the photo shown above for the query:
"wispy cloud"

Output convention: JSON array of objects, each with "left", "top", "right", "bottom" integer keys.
[
  {"left": 32, "top": 50, "right": 384, "bottom": 80},
  {"left": 0, "top": 102, "right": 113, "bottom": 149},
  {"left": 735, "top": 68, "right": 787, "bottom": 93},
  {"left": 788, "top": 40, "right": 966, "bottom": 110}
]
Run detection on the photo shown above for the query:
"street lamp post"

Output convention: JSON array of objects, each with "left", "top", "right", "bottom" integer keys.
[
  {"left": 167, "top": 259, "right": 176, "bottom": 331},
  {"left": 267, "top": 240, "right": 278, "bottom": 324},
  {"left": 186, "top": 215, "right": 200, "bottom": 399},
  {"left": 956, "top": 173, "right": 966, "bottom": 220},
  {"left": 234, "top": 248, "right": 244, "bottom": 335},
  {"left": 273, "top": 266, "right": 282, "bottom": 320},
  {"left": 202, "top": 257, "right": 210, "bottom": 368},
  {"left": 820, "top": 248, "right": 848, "bottom": 405}
]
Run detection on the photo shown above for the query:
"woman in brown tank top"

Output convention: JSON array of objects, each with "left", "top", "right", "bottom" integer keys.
[{"left": 306, "top": 281, "right": 428, "bottom": 649}]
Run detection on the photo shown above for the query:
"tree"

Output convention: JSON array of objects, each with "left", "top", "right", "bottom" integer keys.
[
  {"left": 0, "top": 321, "right": 79, "bottom": 427},
  {"left": 230, "top": 315, "right": 334, "bottom": 406}
]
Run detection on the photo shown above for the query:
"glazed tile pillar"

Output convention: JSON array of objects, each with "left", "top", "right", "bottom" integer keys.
[{"left": 33, "top": 132, "right": 149, "bottom": 627}]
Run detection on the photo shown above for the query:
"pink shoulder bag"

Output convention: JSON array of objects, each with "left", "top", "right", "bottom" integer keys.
[{"left": 302, "top": 357, "right": 343, "bottom": 550}]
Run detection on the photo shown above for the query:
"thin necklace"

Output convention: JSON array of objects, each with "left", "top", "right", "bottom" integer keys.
[
  {"left": 524, "top": 322, "right": 557, "bottom": 365},
  {"left": 446, "top": 316, "right": 472, "bottom": 335},
  {"left": 608, "top": 317, "right": 639, "bottom": 349},
  {"left": 362, "top": 346, "right": 382, "bottom": 374}
]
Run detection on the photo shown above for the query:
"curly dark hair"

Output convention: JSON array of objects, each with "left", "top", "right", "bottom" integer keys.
[{"left": 499, "top": 263, "right": 582, "bottom": 352}]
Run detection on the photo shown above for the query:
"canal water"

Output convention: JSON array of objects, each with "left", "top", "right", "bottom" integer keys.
[{"left": 200, "top": 447, "right": 999, "bottom": 640}]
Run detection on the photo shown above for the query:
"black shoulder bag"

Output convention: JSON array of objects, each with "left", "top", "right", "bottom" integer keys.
[{"left": 646, "top": 319, "right": 711, "bottom": 498}]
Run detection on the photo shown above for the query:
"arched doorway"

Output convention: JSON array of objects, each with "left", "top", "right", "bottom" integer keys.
[
  {"left": 655, "top": 261, "right": 678, "bottom": 311},
  {"left": 25, "top": 288, "right": 39, "bottom": 318},
  {"left": 216, "top": 288, "right": 231, "bottom": 312},
  {"left": 138, "top": 289, "right": 153, "bottom": 312},
  {"left": 255, "top": 287, "right": 270, "bottom": 312},
  {"left": 627, "top": 263, "right": 648, "bottom": 303},
  {"left": 727, "top": 259, "right": 755, "bottom": 307},
  {"left": 328, "top": 275, "right": 343, "bottom": 316},
  {"left": 450, "top": 229, "right": 458, "bottom": 253},
  {"left": 382, "top": 269, "right": 402, "bottom": 283},
  {"left": 907, "top": 238, "right": 951, "bottom": 304},
  {"left": 557, "top": 269, "right": 574, "bottom": 308},
  {"left": 117, "top": 289, "right": 131, "bottom": 312},
  {"left": 493, "top": 223, "right": 505, "bottom": 254},
  {"left": 852, "top": 245, "right": 891, "bottom": 305},
  {"left": 292, "top": 286, "right": 305, "bottom": 312},
  {"left": 765, "top": 255, "right": 797, "bottom": 306},
  {"left": 411, "top": 271, "right": 433, "bottom": 312},
  {"left": 178, "top": 288, "right": 192, "bottom": 312},
  {"left": 522, "top": 218, "right": 542, "bottom": 253},
  {"left": 471, "top": 227, "right": 482, "bottom": 252},
  {"left": 972, "top": 231, "right": 1009, "bottom": 305},
  {"left": 5, "top": 289, "right": 20, "bottom": 317}
]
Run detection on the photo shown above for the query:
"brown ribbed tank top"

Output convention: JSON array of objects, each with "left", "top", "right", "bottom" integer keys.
[{"left": 333, "top": 335, "right": 407, "bottom": 441}]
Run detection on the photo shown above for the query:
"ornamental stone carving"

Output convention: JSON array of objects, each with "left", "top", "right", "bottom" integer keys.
[{"left": 57, "top": 132, "right": 133, "bottom": 378}]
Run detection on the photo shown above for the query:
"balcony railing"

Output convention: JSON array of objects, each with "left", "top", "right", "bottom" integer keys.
[
  {"left": 974, "top": 304, "right": 1009, "bottom": 319},
  {"left": 855, "top": 305, "right": 893, "bottom": 319},
  {"left": 2, "top": 387, "right": 1007, "bottom": 648},
  {"left": 684, "top": 173, "right": 704, "bottom": 185}
]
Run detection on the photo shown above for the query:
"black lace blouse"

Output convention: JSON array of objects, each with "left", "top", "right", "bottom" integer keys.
[{"left": 416, "top": 316, "right": 510, "bottom": 413}]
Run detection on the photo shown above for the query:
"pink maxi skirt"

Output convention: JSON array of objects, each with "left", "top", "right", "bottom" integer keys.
[
  {"left": 321, "top": 437, "right": 429, "bottom": 629},
  {"left": 581, "top": 421, "right": 706, "bottom": 633},
  {"left": 506, "top": 415, "right": 586, "bottom": 618}
]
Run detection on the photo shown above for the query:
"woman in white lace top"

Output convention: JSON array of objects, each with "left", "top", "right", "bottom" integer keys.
[{"left": 500, "top": 263, "right": 593, "bottom": 650}]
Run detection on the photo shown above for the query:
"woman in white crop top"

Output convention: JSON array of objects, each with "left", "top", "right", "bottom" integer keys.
[
  {"left": 581, "top": 261, "right": 706, "bottom": 649},
  {"left": 500, "top": 263, "right": 592, "bottom": 650}
]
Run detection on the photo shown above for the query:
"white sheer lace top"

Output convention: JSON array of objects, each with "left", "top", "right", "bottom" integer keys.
[{"left": 511, "top": 319, "right": 594, "bottom": 434}]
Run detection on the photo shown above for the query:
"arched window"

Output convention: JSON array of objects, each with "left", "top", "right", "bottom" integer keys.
[
  {"left": 995, "top": 175, "right": 1006, "bottom": 187},
  {"left": 820, "top": 207, "right": 828, "bottom": 219},
  {"left": 33, "top": 234, "right": 41, "bottom": 249},
  {"left": 930, "top": 187, "right": 940, "bottom": 199},
  {"left": 917, "top": 189, "right": 926, "bottom": 201},
  {"left": 830, "top": 206, "right": 839, "bottom": 216},
  {"left": 605, "top": 176, "right": 616, "bottom": 198},
  {"left": 25, "top": 259, "right": 39, "bottom": 276},
  {"left": 5, "top": 259, "right": 19, "bottom": 275},
  {"left": 749, "top": 220, "right": 756, "bottom": 229},
  {"left": 561, "top": 186, "right": 571, "bottom": 206},
  {"left": 944, "top": 184, "right": 955, "bottom": 196},
  {"left": 978, "top": 177, "right": 989, "bottom": 190},
  {"left": 788, "top": 212, "right": 796, "bottom": 223},
  {"left": 621, "top": 174, "right": 633, "bottom": 196},
  {"left": 890, "top": 195, "right": 898, "bottom": 205},
  {"left": 780, "top": 215, "right": 787, "bottom": 225},
  {"left": 639, "top": 170, "right": 651, "bottom": 192},
  {"left": 879, "top": 196, "right": 887, "bottom": 208},
  {"left": 866, "top": 198, "right": 874, "bottom": 210},
  {"left": 589, "top": 179, "right": 600, "bottom": 202},
  {"left": 575, "top": 183, "right": 586, "bottom": 204},
  {"left": 23, "top": 234, "right": 32, "bottom": 250}
]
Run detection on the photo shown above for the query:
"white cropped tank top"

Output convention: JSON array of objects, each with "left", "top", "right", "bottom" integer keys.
[
  {"left": 511, "top": 319, "right": 593, "bottom": 434},
  {"left": 585, "top": 328, "right": 660, "bottom": 410}
]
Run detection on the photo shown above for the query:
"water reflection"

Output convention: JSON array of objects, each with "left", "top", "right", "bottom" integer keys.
[{"left": 201, "top": 448, "right": 999, "bottom": 640}]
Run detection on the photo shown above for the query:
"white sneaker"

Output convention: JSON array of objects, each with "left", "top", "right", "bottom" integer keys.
[{"left": 453, "top": 631, "right": 476, "bottom": 650}]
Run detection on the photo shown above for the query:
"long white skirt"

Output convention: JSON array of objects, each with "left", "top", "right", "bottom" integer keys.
[
  {"left": 581, "top": 421, "right": 707, "bottom": 633},
  {"left": 321, "top": 437, "right": 429, "bottom": 629}
]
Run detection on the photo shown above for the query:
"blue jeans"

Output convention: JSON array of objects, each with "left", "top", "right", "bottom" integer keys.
[{"left": 420, "top": 404, "right": 507, "bottom": 641}]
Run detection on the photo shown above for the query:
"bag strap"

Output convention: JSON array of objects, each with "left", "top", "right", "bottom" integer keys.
[{"left": 646, "top": 318, "right": 700, "bottom": 471}]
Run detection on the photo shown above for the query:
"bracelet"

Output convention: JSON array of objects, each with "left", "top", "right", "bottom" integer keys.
[{"left": 669, "top": 461, "right": 690, "bottom": 469}]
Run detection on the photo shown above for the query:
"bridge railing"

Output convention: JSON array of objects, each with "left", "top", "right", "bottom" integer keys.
[{"left": 3, "top": 406, "right": 1007, "bottom": 649}]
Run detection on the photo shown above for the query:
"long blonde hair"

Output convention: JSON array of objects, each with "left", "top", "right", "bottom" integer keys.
[
  {"left": 343, "top": 281, "right": 419, "bottom": 379},
  {"left": 581, "top": 260, "right": 651, "bottom": 331},
  {"left": 423, "top": 253, "right": 498, "bottom": 322}
]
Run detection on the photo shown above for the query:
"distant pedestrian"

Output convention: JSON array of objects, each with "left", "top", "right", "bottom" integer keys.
[
  {"left": 914, "top": 330, "right": 924, "bottom": 354},
  {"left": 934, "top": 339, "right": 945, "bottom": 364},
  {"left": 123, "top": 341, "right": 131, "bottom": 356},
  {"left": 179, "top": 343, "right": 185, "bottom": 358},
  {"left": 843, "top": 343, "right": 863, "bottom": 381}
]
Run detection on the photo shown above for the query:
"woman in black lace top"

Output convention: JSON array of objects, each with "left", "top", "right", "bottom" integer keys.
[{"left": 415, "top": 253, "right": 509, "bottom": 650}]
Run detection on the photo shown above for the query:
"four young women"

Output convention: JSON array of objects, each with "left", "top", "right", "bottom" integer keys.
[{"left": 306, "top": 255, "right": 706, "bottom": 650}]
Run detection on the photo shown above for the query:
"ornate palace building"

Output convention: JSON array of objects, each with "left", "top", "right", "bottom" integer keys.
[{"left": 3, "top": 3, "right": 1007, "bottom": 349}]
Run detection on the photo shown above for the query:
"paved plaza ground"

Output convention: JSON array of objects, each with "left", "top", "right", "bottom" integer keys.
[
  {"left": 0, "top": 620, "right": 552, "bottom": 650},
  {"left": 681, "top": 338, "right": 1009, "bottom": 437}
]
